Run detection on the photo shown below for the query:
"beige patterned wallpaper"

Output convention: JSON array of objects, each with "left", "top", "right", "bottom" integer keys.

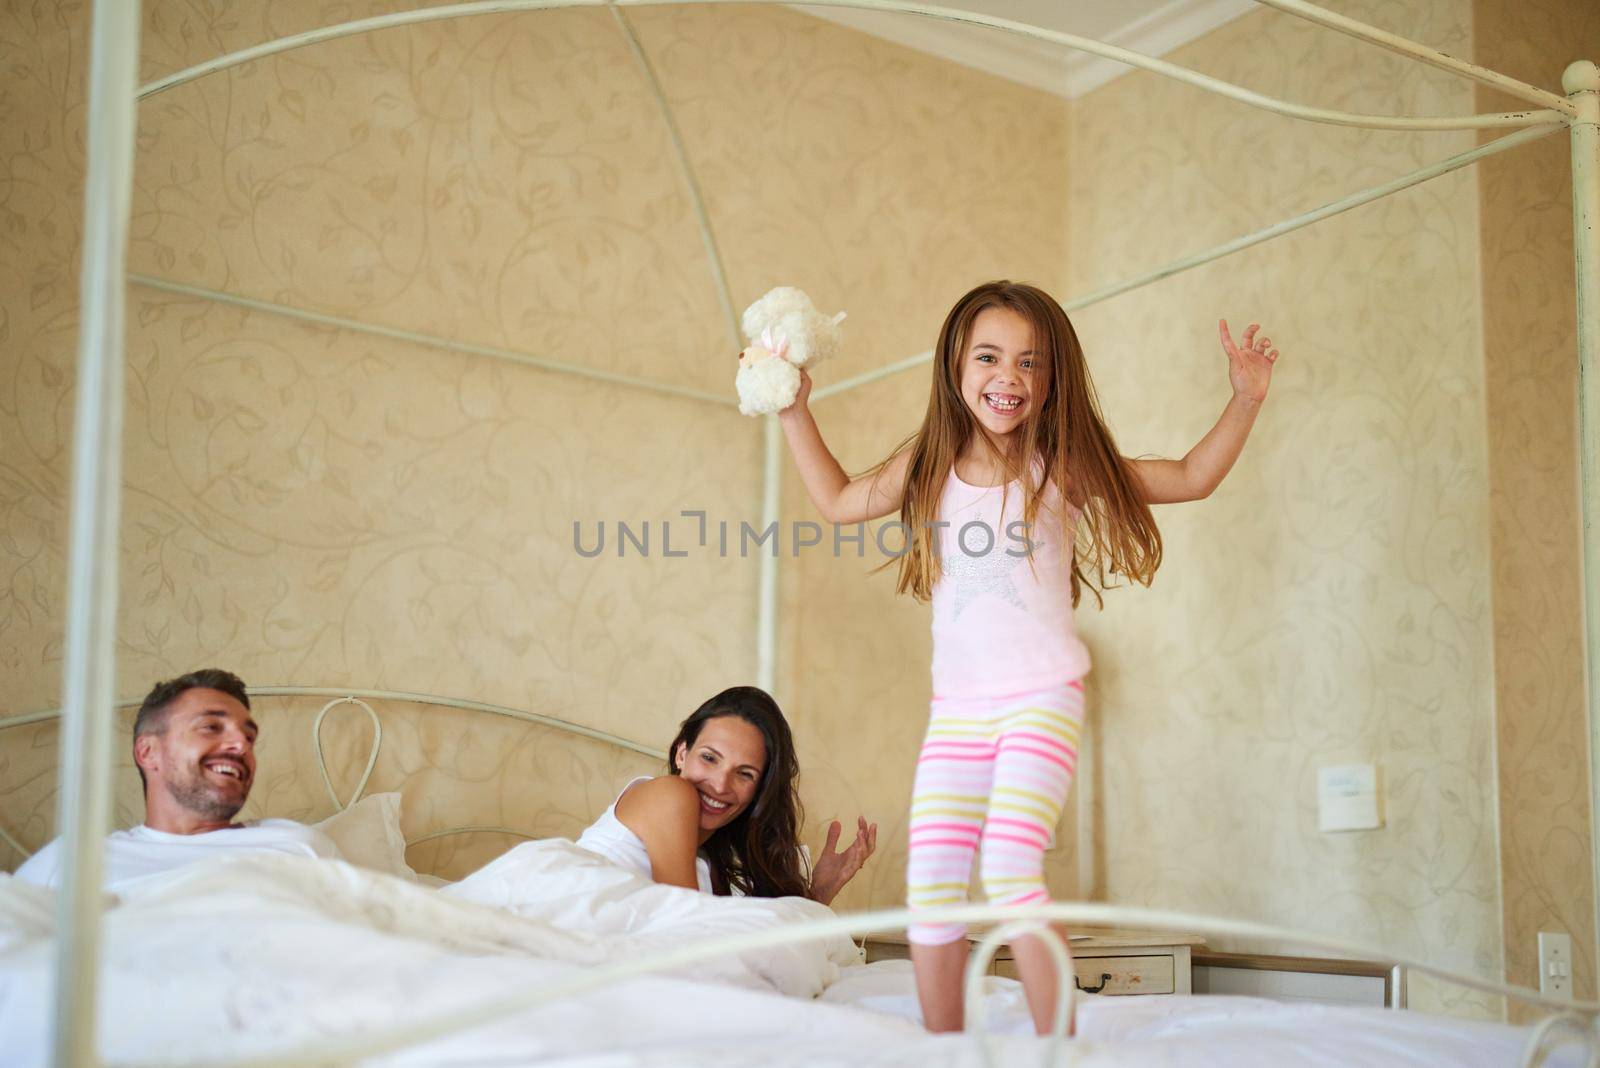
[
  {"left": 1475, "top": 0, "right": 1599, "bottom": 1016},
  {"left": 1062, "top": 0, "right": 1504, "bottom": 1018},
  {"left": 0, "top": 1, "right": 1072, "bottom": 895}
]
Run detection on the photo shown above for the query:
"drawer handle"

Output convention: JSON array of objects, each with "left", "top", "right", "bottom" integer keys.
[{"left": 1075, "top": 972, "right": 1113, "bottom": 994}]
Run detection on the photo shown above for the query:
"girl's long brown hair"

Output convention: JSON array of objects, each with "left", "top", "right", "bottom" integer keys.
[
  {"left": 893, "top": 280, "right": 1161, "bottom": 606},
  {"left": 668, "top": 686, "right": 809, "bottom": 899}
]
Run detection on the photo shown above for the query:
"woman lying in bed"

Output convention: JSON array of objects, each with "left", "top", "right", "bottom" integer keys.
[{"left": 576, "top": 686, "right": 876, "bottom": 906}]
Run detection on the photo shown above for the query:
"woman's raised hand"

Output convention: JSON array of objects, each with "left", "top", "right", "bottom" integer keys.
[
  {"left": 809, "top": 815, "right": 877, "bottom": 907},
  {"left": 1219, "top": 320, "right": 1280, "bottom": 404}
]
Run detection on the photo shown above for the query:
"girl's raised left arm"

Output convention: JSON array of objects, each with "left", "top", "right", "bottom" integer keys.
[{"left": 1130, "top": 320, "right": 1280, "bottom": 505}]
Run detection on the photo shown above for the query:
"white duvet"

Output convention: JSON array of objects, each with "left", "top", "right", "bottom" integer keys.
[
  {"left": 0, "top": 841, "right": 897, "bottom": 1065},
  {"left": 0, "top": 843, "right": 1585, "bottom": 1066}
]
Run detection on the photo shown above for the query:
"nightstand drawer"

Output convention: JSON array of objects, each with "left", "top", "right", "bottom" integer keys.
[
  {"left": 862, "top": 928, "right": 1202, "bottom": 997},
  {"left": 995, "top": 953, "right": 1175, "bottom": 995}
]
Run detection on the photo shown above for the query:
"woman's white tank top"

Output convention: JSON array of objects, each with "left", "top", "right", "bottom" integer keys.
[{"left": 575, "top": 776, "right": 714, "bottom": 894}]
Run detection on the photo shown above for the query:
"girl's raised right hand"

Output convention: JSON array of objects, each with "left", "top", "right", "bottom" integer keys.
[{"left": 782, "top": 368, "right": 813, "bottom": 416}]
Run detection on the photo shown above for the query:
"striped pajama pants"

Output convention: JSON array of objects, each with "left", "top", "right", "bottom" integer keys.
[{"left": 905, "top": 680, "right": 1085, "bottom": 945}]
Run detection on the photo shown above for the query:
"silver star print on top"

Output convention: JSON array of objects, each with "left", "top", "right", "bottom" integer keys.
[{"left": 942, "top": 547, "right": 1030, "bottom": 619}]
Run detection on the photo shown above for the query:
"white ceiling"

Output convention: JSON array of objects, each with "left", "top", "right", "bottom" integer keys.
[{"left": 797, "top": 0, "right": 1256, "bottom": 98}]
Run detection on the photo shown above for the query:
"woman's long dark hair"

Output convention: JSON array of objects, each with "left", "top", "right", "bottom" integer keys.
[{"left": 668, "top": 686, "right": 809, "bottom": 899}]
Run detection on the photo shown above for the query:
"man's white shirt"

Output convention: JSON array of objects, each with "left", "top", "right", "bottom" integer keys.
[{"left": 13, "top": 819, "right": 340, "bottom": 894}]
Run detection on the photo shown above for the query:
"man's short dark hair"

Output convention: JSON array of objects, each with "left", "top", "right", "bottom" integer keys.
[{"left": 132, "top": 669, "right": 250, "bottom": 790}]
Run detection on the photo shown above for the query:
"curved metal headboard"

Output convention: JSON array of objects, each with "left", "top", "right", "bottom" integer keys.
[{"left": 0, "top": 686, "right": 668, "bottom": 861}]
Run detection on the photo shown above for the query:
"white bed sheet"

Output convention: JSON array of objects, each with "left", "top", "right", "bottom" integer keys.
[
  {"left": 0, "top": 847, "right": 1586, "bottom": 1067},
  {"left": 822, "top": 959, "right": 1586, "bottom": 1067}
]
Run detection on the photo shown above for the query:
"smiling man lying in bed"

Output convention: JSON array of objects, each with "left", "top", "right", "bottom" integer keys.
[{"left": 14, "top": 668, "right": 340, "bottom": 893}]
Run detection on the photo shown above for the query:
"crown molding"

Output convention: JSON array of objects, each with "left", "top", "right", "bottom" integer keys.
[
  {"left": 793, "top": 0, "right": 1256, "bottom": 100},
  {"left": 1065, "top": 0, "right": 1257, "bottom": 96}
]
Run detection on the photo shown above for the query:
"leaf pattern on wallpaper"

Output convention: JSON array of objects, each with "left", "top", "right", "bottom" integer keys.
[
  {"left": 1055, "top": 0, "right": 1529, "bottom": 1019},
  {"left": 131, "top": 4, "right": 731, "bottom": 397},
  {"left": 1475, "top": 0, "right": 1600, "bottom": 1016},
  {"left": 0, "top": 0, "right": 1071, "bottom": 917}
]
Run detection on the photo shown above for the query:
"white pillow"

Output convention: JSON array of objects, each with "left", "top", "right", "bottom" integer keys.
[
  {"left": 0, "top": 874, "right": 56, "bottom": 950},
  {"left": 314, "top": 792, "right": 417, "bottom": 881}
]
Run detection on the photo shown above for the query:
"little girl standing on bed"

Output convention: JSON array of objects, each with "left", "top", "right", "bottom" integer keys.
[{"left": 776, "top": 280, "right": 1281, "bottom": 1034}]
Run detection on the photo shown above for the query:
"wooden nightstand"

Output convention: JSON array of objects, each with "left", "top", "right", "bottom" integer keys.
[{"left": 864, "top": 927, "right": 1206, "bottom": 997}]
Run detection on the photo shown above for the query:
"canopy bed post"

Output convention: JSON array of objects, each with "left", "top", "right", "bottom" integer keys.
[
  {"left": 1565, "top": 57, "right": 1600, "bottom": 968},
  {"left": 759, "top": 416, "right": 781, "bottom": 692},
  {"left": 51, "top": 1, "right": 142, "bottom": 1065}
]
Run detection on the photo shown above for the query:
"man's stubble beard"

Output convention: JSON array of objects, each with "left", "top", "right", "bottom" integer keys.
[{"left": 164, "top": 763, "right": 246, "bottom": 822}]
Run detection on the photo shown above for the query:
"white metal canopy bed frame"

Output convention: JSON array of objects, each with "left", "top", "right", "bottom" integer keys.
[{"left": 21, "top": 0, "right": 1600, "bottom": 1064}]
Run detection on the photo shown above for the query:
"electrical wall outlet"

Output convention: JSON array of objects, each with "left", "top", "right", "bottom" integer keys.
[{"left": 1538, "top": 932, "right": 1572, "bottom": 998}]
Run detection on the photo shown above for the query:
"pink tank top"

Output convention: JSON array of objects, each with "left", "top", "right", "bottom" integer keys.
[{"left": 929, "top": 468, "right": 1090, "bottom": 699}]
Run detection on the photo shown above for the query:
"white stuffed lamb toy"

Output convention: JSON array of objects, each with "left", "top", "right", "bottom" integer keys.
[{"left": 735, "top": 287, "right": 846, "bottom": 416}]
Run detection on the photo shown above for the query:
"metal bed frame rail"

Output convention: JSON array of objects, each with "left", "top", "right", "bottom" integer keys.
[
  {"left": 0, "top": 688, "right": 668, "bottom": 863},
  {"left": 104, "top": 901, "right": 1600, "bottom": 1068}
]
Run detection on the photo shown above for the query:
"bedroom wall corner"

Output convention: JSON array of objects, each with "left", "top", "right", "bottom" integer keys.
[
  {"left": 1474, "top": 0, "right": 1600, "bottom": 1018},
  {"left": 1065, "top": 0, "right": 1503, "bottom": 1018}
]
